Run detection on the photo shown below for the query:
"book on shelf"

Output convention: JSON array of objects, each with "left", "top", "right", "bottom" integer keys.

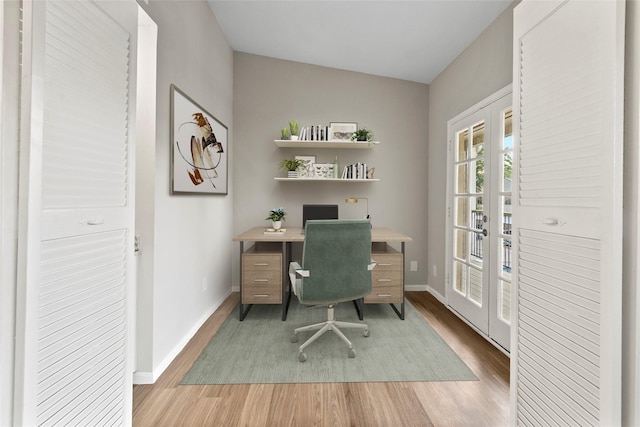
[
  {"left": 297, "top": 125, "right": 331, "bottom": 142},
  {"left": 341, "top": 162, "right": 369, "bottom": 179}
]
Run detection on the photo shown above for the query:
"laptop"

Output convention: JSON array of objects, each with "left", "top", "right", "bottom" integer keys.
[{"left": 302, "top": 204, "right": 339, "bottom": 233}]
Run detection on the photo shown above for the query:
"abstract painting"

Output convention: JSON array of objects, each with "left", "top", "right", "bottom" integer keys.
[{"left": 171, "top": 84, "right": 228, "bottom": 194}]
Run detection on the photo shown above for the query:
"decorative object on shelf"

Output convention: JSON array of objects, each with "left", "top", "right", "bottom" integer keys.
[
  {"left": 351, "top": 128, "right": 373, "bottom": 142},
  {"left": 279, "top": 157, "right": 306, "bottom": 178},
  {"left": 281, "top": 127, "right": 289, "bottom": 140},
  {"left": 329, "top": 122, "right": 357, "bottom": 141},
  {"left": 346, "top": 197, "right": 370, "bottom": 219},
  {"left": 289, "top": 120, "right": 300, "bottom": 141},
  {"left": 170, "top": 84, "right": 228, "bottom": 195},
  {"left": 312, "top": 163, "right": 336, "bottom": 178},
  {"left": 266, "top": 207, "right": 286, "bottom": 230},
  {"left": 367, "top": 167, "right": 376, "bottom": 179},
  {"left": 295, "top": 155, "right": 316, "bottom": 177}
]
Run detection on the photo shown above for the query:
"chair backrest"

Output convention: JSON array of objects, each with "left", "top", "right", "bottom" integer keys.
[{"left": 298, "top": 219, "right": 372, "bottom": 305}]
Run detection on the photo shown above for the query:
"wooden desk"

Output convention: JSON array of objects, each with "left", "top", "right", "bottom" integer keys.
[{"left": 233, "top": 226, "right": 412, "bottom": 321}]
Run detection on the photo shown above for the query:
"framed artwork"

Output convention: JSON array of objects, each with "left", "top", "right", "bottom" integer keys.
[
  {"left": 295, "top": 155, "right": 316, "bottom": 177},
  {"left": 171, "top": 84, "right": 228, "bottom": 194},
  {"left": 329, "top": 122, "right": 357, "bottom": 141}
]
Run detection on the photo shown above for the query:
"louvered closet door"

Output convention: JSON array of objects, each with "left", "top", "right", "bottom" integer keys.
[
  {"left": 512, "top": 1, "right": 624, "bottom": 426},
  {"left": 15, "top": 1, "right": 138, "bottom": 425}
]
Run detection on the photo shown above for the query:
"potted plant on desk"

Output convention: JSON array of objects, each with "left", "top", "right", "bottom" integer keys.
[{"left": 266, "top": 207, "right": 286, "bottom": 230}]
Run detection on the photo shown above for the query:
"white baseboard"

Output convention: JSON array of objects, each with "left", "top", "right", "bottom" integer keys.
[
  {"left": 132, "top": 289, "right": 232, "bottom": 385},
  {"left": 405, "top": 284, "right": 427, "bottom": 292}
]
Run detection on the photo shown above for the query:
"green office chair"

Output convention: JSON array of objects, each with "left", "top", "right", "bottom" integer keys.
[{"left": 289, "top": 219, "right": 376, "bottom": 362}]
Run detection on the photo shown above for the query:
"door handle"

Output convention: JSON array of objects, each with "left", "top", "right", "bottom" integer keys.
[{"left": 482, "top": 229, "right": 488, "bottom": 236}]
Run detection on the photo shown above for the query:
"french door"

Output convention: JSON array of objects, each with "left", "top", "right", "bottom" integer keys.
[{"left": 446, "top": 88, "right": 512, "bottom": 351}]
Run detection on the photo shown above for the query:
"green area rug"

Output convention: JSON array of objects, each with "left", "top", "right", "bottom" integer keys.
[{"left": 181, "top": 299, "right": 477, "bottom": 384}]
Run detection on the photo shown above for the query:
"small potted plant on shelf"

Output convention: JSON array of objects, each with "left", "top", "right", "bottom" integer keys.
[
  {"left": 281, "top": 127, "right": 289, "bottom": 140},
  {"left": 266, "top": 207, "right": 286, "bottom": 230},
  {"left": 289, "top": 120, "right": 300, "bottom": 141},
  {"left": 279, "top": 157, "right": 305, "bottom": 178},
  {"left": 351, "top": 128, "right": 373, "bottom": 142}
]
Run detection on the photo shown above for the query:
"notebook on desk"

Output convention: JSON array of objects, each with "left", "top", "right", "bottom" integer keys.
[{"left": 302, "top": 204, "right": 339, "bottom": 234}]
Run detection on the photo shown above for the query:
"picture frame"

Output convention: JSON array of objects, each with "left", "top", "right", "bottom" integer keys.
[
  {"left": 171, "top": 84, "right": 228, "bottom": 194},
  {"left": 329, "top": 122, "right": 358, "bottom": 142},
  {"left": 295, "top": 155, "right": 316, "bottom": 177}
]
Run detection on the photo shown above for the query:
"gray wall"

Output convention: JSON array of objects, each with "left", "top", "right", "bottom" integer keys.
[
  {"left": 232, "top": 53, "right": 429, "bottom": 288},
  {"left": 427, "top": 2, "right": 516, "bottom": 298},
  {"left": 134, "top": 0, "right": 234, "bottom": 380}
]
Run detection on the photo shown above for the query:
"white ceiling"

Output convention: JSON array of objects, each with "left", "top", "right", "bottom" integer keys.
[{"left": 207, "top": 0, "right": 512, "bottom": 84}]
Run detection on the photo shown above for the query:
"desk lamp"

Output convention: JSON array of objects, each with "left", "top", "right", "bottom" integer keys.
[{"left": 345, "top": 197, "right": 370, "bottom": 219}]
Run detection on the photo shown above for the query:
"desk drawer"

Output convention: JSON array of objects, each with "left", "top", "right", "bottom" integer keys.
[
  {"left": 372, "top": 254, "right": 403, "bottom": 271},
  {"left": 242, "top": 286, "right": 281, "bottom": 304},
  {"left": 243, "top": 270, "right": 280, "bottom": 285},
  {"left": 365, "top": 285, "right": 403, "bottom": 303},
  {"left": 242, "top": 254, "right": 281, "bottom": 271},
  {"left": 372, "top": 271, "right": 402, "bottom": 287}
]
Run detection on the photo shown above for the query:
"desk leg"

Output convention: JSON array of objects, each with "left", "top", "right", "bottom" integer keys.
[
  {"left": 282, "top": 241, "right": 292, "bottom": 321},
  {"left": 388, "top": 241, "right": 406, "bottom": 320},
  {"left": 239, "top": 241, "right": 253, "bottom": 321}
]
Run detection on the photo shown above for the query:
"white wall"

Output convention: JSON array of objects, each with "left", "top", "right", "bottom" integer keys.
[
  {"left": 232, "top": 53, "right": 429, "bottom": 290},
  {"left": 0, "top": 1, "right": 21, "bottom": 423},
  {"left": 427, "top": 2, "right": 516, "bottom": 298},
  {"left": 133, "top": 0, "right": 234, "bottom": 381}
]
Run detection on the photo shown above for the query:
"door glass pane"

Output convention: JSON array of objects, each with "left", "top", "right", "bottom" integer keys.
[
  {"left": 457, "top": 129, "right": 469, "bottom": 161},
  {"left": 498, "top": 279, "right": 511, "bottom": 323},
  {"left": 502, "top": 197, "right": 512, "bottom": 236},
  {"left": 455, "top": 197, "right": 468, "bottom": 227},
  {"left": 501, "top": 238, "right": 512, "bottom": 279},
  {"left": 470, "top": 231, "right": 483, "bottom": 267},
  {"left": 503, "top": 152, "right": 513, "bottom": 192},
  {"left": 471, "top": 160, "right": 484, "bottom": 194},
  {"left": 456, "top": 164, "right": 468, "bottom": 193},
  {"left": 454, "top": 261, "right": 467, "bottom": 295},
  {"left": 502, "top": 109, "right": 513, "bottom": 149},
  {"left": 469, "top": 266, "right": 482, "bottom": 305},
  {"left": 470, "top": 122, "right": 485, "bottom": 159},
  {"left": 455, "top": 229, "right": 467, "bottom": 260}
]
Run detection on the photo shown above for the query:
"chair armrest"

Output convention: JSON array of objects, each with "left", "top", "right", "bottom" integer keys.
[
  {"left": 288, "top": 262, "right": 309, "bottom": 297},
  {"left": 368, "top": 259, "right": 377, "bottom": 271}
]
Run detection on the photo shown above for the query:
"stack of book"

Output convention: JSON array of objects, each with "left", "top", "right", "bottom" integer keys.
[
  {"left": 298, "top": 125, "right": 331, "bottom": 141},
  {"left": 341, "top": 163, "right": 369, "bottom": 179}
]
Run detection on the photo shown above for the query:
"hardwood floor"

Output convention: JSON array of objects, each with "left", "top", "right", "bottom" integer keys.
[{"left": 132, "top": 292, "right": 510, "bottom": 426}]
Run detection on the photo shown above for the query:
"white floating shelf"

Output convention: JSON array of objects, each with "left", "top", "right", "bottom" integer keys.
[
  {"left": 274, "top": 178, "right": 379, "bottom": 182},
  {"left": 274, "top": 140, "right": 379, "bottom": 149}
]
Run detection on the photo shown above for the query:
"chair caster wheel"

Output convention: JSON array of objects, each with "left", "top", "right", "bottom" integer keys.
[
  {"left": 348, "top": 348, "right": 356, "bottom": 358},
  {"left": 298, "top": 352, "right": 307, "bottom": 362},
  {"left": 290, "top": 334, "right": 298, "bottom": 343},
  {"left": 363, "top": 329, "right": 370, "bottom": 337}
]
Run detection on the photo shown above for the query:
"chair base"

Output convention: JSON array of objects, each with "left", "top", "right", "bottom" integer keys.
[{"left": 291, "top": 304, "right": 369, "bottom": 362}]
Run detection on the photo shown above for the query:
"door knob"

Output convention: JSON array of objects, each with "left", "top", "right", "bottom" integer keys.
[{"left": 482, "top": 229, "right": 488, "bottom": 236}]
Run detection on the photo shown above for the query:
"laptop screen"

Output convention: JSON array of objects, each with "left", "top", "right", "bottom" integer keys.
[{"left": 302, "top": 204, "right": 339, "bottom": 230}]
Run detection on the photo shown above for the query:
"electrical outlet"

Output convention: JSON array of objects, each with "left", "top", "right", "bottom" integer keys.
[
  {"left": 410, "top": 261, "right": 418, "bottom": 272},
  {"left": 202, "top": 277, "right": 208, "bottom": 292},
  {"left": 432, "top": 265, "right": 437, "bottom": 277}
]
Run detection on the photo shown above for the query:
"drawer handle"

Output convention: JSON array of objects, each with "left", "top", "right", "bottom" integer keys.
[
  {"left": 378, "top": 263, "right": 393, "bottom": 266},
  {"left": 254, "top": 263, "right": 269, "bottom": 266},
  {"left": 377, "top": 293, "right": 392, "bottom": 297},
  {"left": 253, "top": 294, "right": 269, "bottom": 298},
  {"left": 377, "top": 278, "right": 392, "bottom": 282},
  {"left": 253, "top": 279, "right": 269, "bottom": 282}
]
